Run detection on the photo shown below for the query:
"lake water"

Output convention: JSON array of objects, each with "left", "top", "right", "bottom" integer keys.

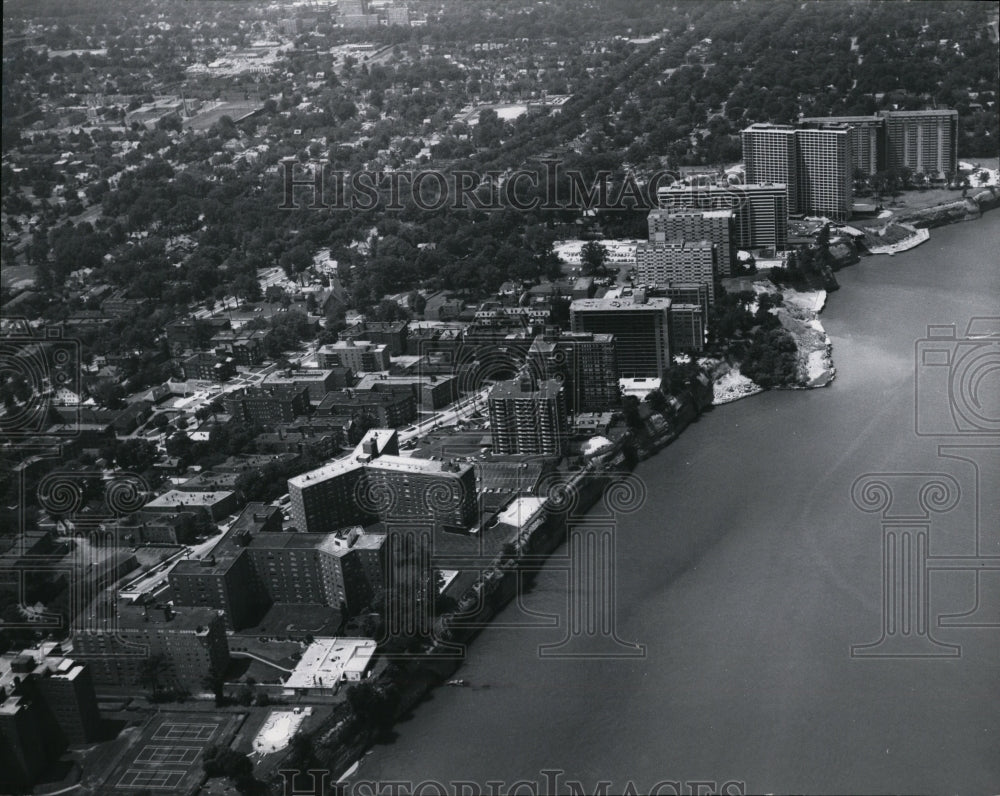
[{"left": 359, "top": 213, "right": 1000, "bottom": 794}]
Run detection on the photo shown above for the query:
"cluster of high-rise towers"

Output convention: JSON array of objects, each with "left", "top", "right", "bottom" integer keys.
[{"left": 743, "top": 109, "right": 959, "bottom": 222}]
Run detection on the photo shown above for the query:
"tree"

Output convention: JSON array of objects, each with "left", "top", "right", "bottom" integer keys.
[
  {"left": 89, "top": 377, "right": 126, "bottom": 408},
  {"left": 580, "top": 241, "right": 608, "bottom": 276},
  {"left": 622, "top": 395, "right": 643, "bottom": 429},
  {"left": 114, "top": 439, "right": 158, "bottom": 472},
  {"left": 644, "top": 389, "right": 667, "bottom": 413},
  {"left": 202, "top": 665, "right": 226, "bottom": 706},
  {"left": 165, "top": 431, "right": 193, "bottom": 460},
  {"left": 137, "top": 653, "right": 171, "bottom": 697},
  {"left": 202, "top": 745, "right": 253, "bottom": 782}
]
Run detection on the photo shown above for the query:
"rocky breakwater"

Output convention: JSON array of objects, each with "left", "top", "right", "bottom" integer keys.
[
  {"left": 770, "top": 285, "right": 835, "bottom": 388},
  {"left": 706, "top": 283, "right": 835, "bottom": 405},
  {"left": 894, "top": 186, "right": 1000, "bottom": 228}
]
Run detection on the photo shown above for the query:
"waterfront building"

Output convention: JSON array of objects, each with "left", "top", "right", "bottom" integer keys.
[
  {"left": 796, "top": 125, "right": 853, "bottom": 222},
  {"left": 171, "top": 510, "right": 386, "bottom": 628},
  {"left": 488, "top": 377, "right": 568, "bottom": 457},
  {"left": 657, "top": 183, "right": 789, "bottom": 250},
  {"left": 571, "top": 292, "right": 672, "bottom": 378},
  {"left": 529, "top": 332, "right": 619, "bottom": 413},
  {"left": 741, "top": 124, "right": 800, "bottom": 215},
  {"left": 742, "top": 123, "right": 853, "bottom": 221},
  {"left": 647, "top": 209, "right": 735, "bottom": 276},
  {"left": 668, "top": 304, "right": 706, "bottom": 352},
  {"left": 634, "top": 241, "right": 719, "bottom": 305},
  {"left": 365, "top": 455, "right": 478, "bottom": 533},
  {"left": 288, "top": 429, "right": 399, "bottom": 534},
  {"left": 799, "top": 114, "right": 885, "bottom": 175},
  {"left": 879, "top": 109, "right": 958, "bottom": 178}
]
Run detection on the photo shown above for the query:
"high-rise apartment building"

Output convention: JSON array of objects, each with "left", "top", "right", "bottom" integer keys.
[
  {"left": 288, "top": 430, "right": 399, "bottom": 534},
  {"left": 0, "top": 695, "right": 46, "bottom": 791},
  {"left": 171, "top": 511, "right": 386, "bottom": 628},
  {"left": 647, "top": 209, "right": 734, "bottom": 276},
  {"left": 634, "top": 241, "right": 719, "bottom": 304},
  {"left": 0, "top": 646, "right": 101, "bottom": 786},
  {"left": 657, "top": 183, "right": 789, "bottom": 250},
  {"left": 799, "top": 114, "right": 884, "bottom": 175},
  {"left": 365, "top": 455, "right": 479, "bottom": 532},
  {"left": 488, "top": 378, "right": 568, "bottom": 456},
  {"left": 880, "top": 109, "right": 958, "bottom": 178},
  {"left": 528, "top": 332, "right": 619, "bottom": 413},
  {"left": 31, "top": 658, "right": 101, "bottom": 745},
  {"left": 571, "top": 292, "right": 672, "bottom": 378},
  {"left": 741, "top": 124, "right": 800, "bottom": 214},
  {"left": 668, "top": 304, "right": 706, "bottom": 353},
  {"left": 742, "top": 123, "right": 853, "bottom": 221},
  {"left": 796, "top": 125, "right": 853, "bottom": 222},
  {"left": 74, "top": 602, "right": 230, "bottom": 689}
]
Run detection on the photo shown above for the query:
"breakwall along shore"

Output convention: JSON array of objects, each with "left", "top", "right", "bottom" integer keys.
[{"left": 892, "top": 186, "right": 1000, "bottom": 229}]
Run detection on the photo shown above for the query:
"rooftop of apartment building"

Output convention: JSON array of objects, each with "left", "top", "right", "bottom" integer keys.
[
  {"left": 319, "top": 339, "right": 387, "bottom": 351},
  {"left": 0, "top": 643, "right": 84, "bottom": 694},
  {"left": 353, "top": 373, "right": 458, "bottom": 389},
  {"left": 145, "top": 489, "right": 234, "bottom": 509},
  {"left": 878, "top": 108, "right": 958, "bottom": 117},
  {"left": 489, "top": 377, "right": 565, "bottom": 401},
  {"left": 173, "top": 522, "right": 381, "bottom": 578},
  {"left": 263, "top": 368, "right": 346, "bottom": 382},
  {"left": 366, "top": 453, "right": 472, "bottom": 477},
  {"left": 647, "top": 208, "right": 734, "bottom": 220},
  {"left": 635, "top": 239, "right": 717, "bottom": 251},
  {"left": 570, "top": 292, "right": 672, "bottom": 311},
  {"left": 288, "top": 428, "right": 398, "bottom": 488},
  {"left": 102, "top": 600, "right": 225, "bottom": 633}
]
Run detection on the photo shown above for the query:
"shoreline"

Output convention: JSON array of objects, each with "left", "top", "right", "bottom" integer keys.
[
  {"left": 284, "top": 188, "right": 995, "bottom": 788},
  {"left": 711, "top": 183, "right": 1000, "bottom": 405}
]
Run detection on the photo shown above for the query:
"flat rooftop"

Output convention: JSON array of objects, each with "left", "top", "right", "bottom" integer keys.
[
  {"left": 287, "top": 454, "right": 365, "bottom": 488},
  {"left": 145, "top": 489, "right": 234, "bottom": 508},
  {"left": 283, "top": 637, "right": 376, "bottom": 690},
  {"left": 636, "top": 240, "right": 716, "bottom": 251},
  {"left": 647, "top": 209, "right": 733, "bottom": 219},
  {"left": 489, "top": 378, "right": 564, "bottom": 401},
  {"left": 571, "top": 295, "right": 672, "bottom": 311},
  {"left": 495, "top": 496, "right": 547, "bottom": 531},
  {"left": 367, "top": 454, "right": 472, "bottom": 476}
]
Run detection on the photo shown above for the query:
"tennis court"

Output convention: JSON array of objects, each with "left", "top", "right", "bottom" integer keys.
[
  {"left": 134, "top": 745, "right": 202, "bottom": 765},
  {"left": 116, "top": 768, "right": 186, "bottom": 790},
  {"left": 151, "top": 721, "right": 219, "bottom": 742}
]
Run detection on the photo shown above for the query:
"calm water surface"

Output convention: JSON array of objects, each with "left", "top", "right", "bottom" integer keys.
[{"left": 360, "top": 213, "right": 1000, "bottom": 794}]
